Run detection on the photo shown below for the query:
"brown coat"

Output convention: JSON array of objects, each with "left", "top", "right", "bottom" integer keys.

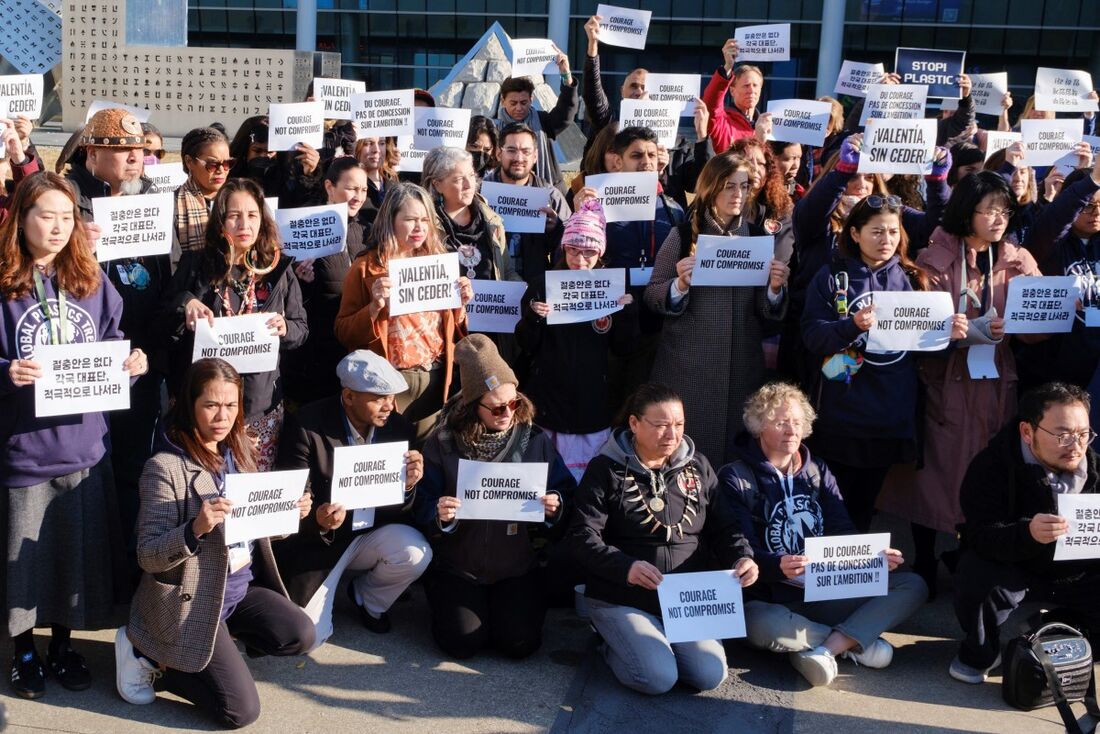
[
  {"left": 879, "top": 228, "right": 1040, "bottom": 532},
  {"left": 334, "top": 253, "right": 467, "bottom": 399},
  {"left": 126, "top": 451, "right": 289, "bottom": 673}
]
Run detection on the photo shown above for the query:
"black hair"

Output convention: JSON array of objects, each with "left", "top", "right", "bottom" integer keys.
[
  {"left": 616, "top": 383, "right": 682, "bottom": 428},
  {"left": 466, "top": 115, "right": 498, "bottom": 150},
  {"left": 229, "top": 116, "right": 270, "bottom": 161},
  {"left": 947, "top": 142, "right": 985, "bottom": 186},
  {"left": 141, "top": 122, "right": 162, "bottom": 138},
  {"left": 939, "top": 170, "right": 1016, "bottom": 238},
  {"left": 499, "top": 121, "right": 537, "bottom": 148},
  {"left": 324, "top": 155, "right": 366, "bottom": 185},
  {"left": 611, "top": 126, "right": 658, "bottom": 155},
  {"left": 180, "top": 126, "right": 230, "bottom": 161},
  {"left": 500, "top": 77, "right": 536, "bottom": 98},
  {"left": 1018, "top": 382, "right": 1090, "bottom": 426},
  {"left": 767, "top": 140, "right": 801, "bottom": 157},
  {"left": 209, "top": 122, "right": 228, "bottom": 137}
]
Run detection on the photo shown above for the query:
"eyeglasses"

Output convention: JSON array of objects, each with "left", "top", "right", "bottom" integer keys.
[
  {"left": 144, "top": 148, "right": 165, "bottom": 160},
  {"left": 478, "top": 398, "right": 521, "bottom": 417},
  {"left": 976, "top": 207, "right": 1014, "bottom": 220},
  {"left": 502, "top": 146, "right": 535, "bottom": 157},
  {"left": 195, "top": 157, "right": 237, "bottom": 173},
  {"left": 1083, "top": 203, "right": 1100, "bottom": 213},
  {"left": 1035, "top": 424, "right": 1097, "bottom": 448},
  {"left": 772, "top": 419, "right": 805, "bottom": 433},
  {"left": 866, "top": 195, "right": 903, "bottom": 209},
  {"left": 640, "top": 416, "right": 685, "bottom": 432}
]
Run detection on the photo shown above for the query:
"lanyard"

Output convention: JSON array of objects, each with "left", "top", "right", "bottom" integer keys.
[
  {"left": 32, "top": 269, "right": 68, "bottom": 345},
  {"left": 958, "top": 244, "right": 993, "bottom": 313}
]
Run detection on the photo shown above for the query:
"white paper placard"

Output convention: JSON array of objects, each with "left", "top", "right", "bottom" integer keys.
[
  {"left": 645, "top": 73, "right": 701, "bottom": 116},
  {"left": 1054, "top": 494, "right": 1100, "bottom": 561},
  {"left": 1003, "top": 276, "right": 1079, "bottom": 334},
  {"left": 388, "top": 252, "right": 462, "bottom": 317},
  {"left": 585, "top": 172, "right": 658, "bottom": 223},
  {"left": 834, "top": 60, "right": 886, "bottom": 99},
  {"left": 618, "top": 99, "right": 681, "bottom": 148},
  {"left": 545, "top": 268, "right": 626, "bottom": 325},
  {"left": 466, "top": 279, "right": 528, "bottom": 334},
  {"left": 734, "top": 23, "right": 790, "bottom": 62},
  {"left": 1021, "top": 118, "right": 1084, "bottom": 167},
  {"left": 144, "top": 162, "right": 189, "bottom": 193},
  {"left": 970, "top": 72, "right": 1009, "bottom": 117},
  {"left": 765, "top": 99, "right": 833, "bottom": 147},
  {"left": 1035, "top": 67, "right": 1099, "bottom": 113},
  {"left": 657, "top": 570, "right": 747, "bottom": 643},
  {"left": 479, "top": 181, "right": 550, "bottom": 234},
  {"left": 1055, "top": 135, "right": 1100, "bottom": 175},
  {"left": 265, "top": 197, "right": 279, "bottom": 216},
  {"left": 274, "top": 202, "right": 348, "bottom": 260},
  {"left": 858, "top": 118, "right": 938, "bottom": 175},
  {"left": 33, "top": 340, "right": 130, "bottom": 418},
  {"left": 804, "top": 533, "right": 890, "bottom": 602},
  {"left": 691, "top": 235, "right": 773, "bottom": 287},
  {"left": 85, "top": 100, "right": 151, "bottom": 124},
  {"left": 92, "top": 192, "right": 174, "bottom": 262},
  {"left": 860, "top": 84, "right": 928, "bottom": 126},
  {"left": 267, "top": 101, "right": 325, "bottom": 151},
  {"left": 595, "top": 4, "right": 651, "bottom": 50},
  {"left": 455, "top": 459, "right": 547, "bottom": 523},
  {"left": 866, "top": 291, "right": 954, "bottom": 353},
  {"left": 193, "top": 314, "right": 279, "bottom": 374},
  {"left": 628, "top": 267, "right": 652, "bottom": 286},
  {"left": 330, "top": 441, "right": 408, "bottom": 511},
  {"left": 313, "top": 77, "right": 366, "bottom": 118},
  {"left": 984, "top": 131, "right": 1022, "bottom": 161},
  {"left": 966, "top": 344, "right": 998, "bottom": 380},
  {"left": 397, "top": 107, "right": 472, "bottom": 173},
  {"left": 350, "top": 89, "right": 416, "bottom": 139},
  {"left": 0, "top": 74, "right": 41, "bottom": 119},
  {"left": 223, "top": 469, "right": 308, "bottom": 545},
  {"left": 510, "top": 38, "right": 559, "bottom": 77}
]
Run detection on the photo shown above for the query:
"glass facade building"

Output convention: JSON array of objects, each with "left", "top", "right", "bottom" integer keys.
[{"left": 186, "top": 0, "right": 1100, "bottom": 106}]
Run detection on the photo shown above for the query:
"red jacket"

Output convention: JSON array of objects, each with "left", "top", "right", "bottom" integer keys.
[
  {"left": 0, "top": 152, "right": 40, "bottom": 223},
  {"left": 702, "top": 69, "right": 757, "bottom": 154}
]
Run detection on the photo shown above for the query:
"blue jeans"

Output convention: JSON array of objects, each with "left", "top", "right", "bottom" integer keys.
[{"left": 586, "top": 597, "right": 728, "bottom": 695}]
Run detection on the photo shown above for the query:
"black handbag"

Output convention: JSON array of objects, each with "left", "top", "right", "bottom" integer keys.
[{"left": 1002, "top": 622, "right": 1099, "bottom": 733}]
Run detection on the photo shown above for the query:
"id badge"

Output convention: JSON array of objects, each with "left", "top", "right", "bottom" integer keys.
[
  {"left": 628, "top": 267, "right": 652, "bottom": 287},
  {"left": 228, "top": 544, "right": 251, "bottom": 574},
  {"left": 115, "top": 264, "right": 131, "bottom": 285}
]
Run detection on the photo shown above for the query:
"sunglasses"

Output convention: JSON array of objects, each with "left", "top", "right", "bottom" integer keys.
[
  {"left": 193, "top": 157, "right": 237, "bottom": 173},
  {"left": 144, "top": 148, "right": 165, "bottom": 160},
  {"left": 478, "top": 398, "right": 521, "bottom": 417},
  {"left": 865, "top": 194, "right": 903, "bottom": 209}
]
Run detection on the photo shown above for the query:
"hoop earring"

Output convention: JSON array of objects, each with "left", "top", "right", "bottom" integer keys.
[{"left": 245, "top": 246, "right": 280, "bottom": 277}]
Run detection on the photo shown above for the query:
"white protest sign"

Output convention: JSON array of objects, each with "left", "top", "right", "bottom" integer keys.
[
  {"left": 765, "top": 99, "right": 832, "bottom": 147},
  {"left": 0, "top": 74, "right": 41, "bottom": 119},
  {"left": 734, "top": 23, "right": 790, "bottom": 62},
  {"left": 388, "top": 252, "right": 462, "bottom": 317},
  {"left": 350, "top": 89, "right": 415, "bottom": 139},
  {"left": 645, "top": 73, "right": 701, "bottom": 116},
  {"left": 265, "top": 197, "right": 279, "bottom": 216},
  {"left": 510, "top": 38, "right": 559, "bottom": 77},
  {"left": 804, "top": 533, "right": 890, "bottom": 602},
  {"left": 984, "top": 131, "right": 1022, "bottom": 161},
  {"left": 92, "top": 192, "right": 174, "bottom": 262},
  {"left": 193, "top": 314, "right": 279, "bottom": 374},
  {"left": 866, "top": 291, "right": 954, "bottom": 353},
  {"left": 970, "top": 72, "right": 1009, "bottom": 117},
  {"left": 585, "top": 171, "right": 658, "bottom": 223},
  {"left": 619, "top": 99, "right": 681, "bottom": 148},
  {"left": 545, "top": 268, "right": 626, "bottom": 325},
  {"left": 596, "top": 4, "right": 651, "bottom": 50},
  {"left": 223, "top": 469, "right": 308, "bottom": 545},
  {"left": 455, "top": 459, "right": 547, "bottom": 523},
  {"left": 144, "top": 162, "right": 188, "bottom": 193},
  {"left": 466, "top": 279, "right": 528, "bottom": 334},
  {"left": 691, "top": 235, "right": 773, "bottom": 287},
  {"left": 312, "top": 77, "right": 366, "bottom": 118},
  {"left": 1052, "top": 137, "right": 1100, "bottom": 176},
  {"left": 657, "top": 570, "right": 746, "bottom": 644},
  {"left": 397, "top": 107, "right": 472, "bottom": 173},
  {"left": 274, "top": 202, "right": 348, "bottom": 260},
  {"left": 1035, "top": 68, "right": 1099, "bottom": 113},
  {"left": 34, "top": 340, "right": 130, "bottom": 418},
  {"left": 858, "top": 118, "right": 937, "bottom": 175},
  {"left": 1021, "top": 118, "right": 1083, "bottom": 167},
  {"left": 835, "top": 60, "right": 886, "bottom": 98},
  {"left": 1054, "top": 494, "right": 1100, "bottom": 561},
  {"left": 860, "top": 84, "right": 928, "bottom": 126},
  {"left": 267, "top": 101, "right": 325, "bottom": 151},
  {"left": 1003, "top": 276, "right": 1079, "bottom": 334},
  {"left": 85, "top": 100, "right": 151, "bottom": 123},
  {"left": 330, "top": 441, "right": 408, "bottom": 511},
  {"left": 479, "top": 181, "right": 550, "bottom": 234}
]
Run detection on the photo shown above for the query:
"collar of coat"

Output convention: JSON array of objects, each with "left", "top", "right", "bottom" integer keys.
[{"left": 920, "top": 226, "right": 1036, "bottom": 276}]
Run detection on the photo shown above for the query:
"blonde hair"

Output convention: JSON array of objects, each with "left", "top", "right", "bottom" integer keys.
[
  {"left": 367, "top": 182, "right": 447, "bottom": 266},
  {"left": 817, "top": 96, "right": 844, "bottom": 136},
  {"left": 743, "top": 382, "right": 816, "bottom": 439}
]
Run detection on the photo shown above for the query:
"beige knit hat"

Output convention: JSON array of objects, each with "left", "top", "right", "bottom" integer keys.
[{"left": 454, "top": 334, "right": 517, "bottom": 406}]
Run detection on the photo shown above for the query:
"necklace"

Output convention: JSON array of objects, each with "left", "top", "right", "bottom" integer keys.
[
  {"left": 623, "top": 447, "right": 700, "bottom": 542},
  {"left": 457, "top": 244, "right": 482, "bottom": 277}
]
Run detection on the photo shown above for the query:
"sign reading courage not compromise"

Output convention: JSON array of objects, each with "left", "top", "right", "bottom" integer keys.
[
  {"left": 223, "top": 469, "right": 308, "bottom": 545},
  {"left": 691, "top": 235, "right": 773, "bottom": 287},
  {"left": 657, "top": 570, "right": 747, "bottom": 644},
  {"left": 330, "top": 441, "right": 409, "bottom": 512},
  {"left": 585, "top": 172, "right": 658, "bottom": 223},
  {"left": 479, "top": 181, "right": 551, "bottom": 234},
  {"left": 34, "top": 340, "right": 131, "bottom": 418},
  {"left": 455, "top": 459, "right": 547, "bottom": 523},
  {"left": 867, "top": 291, "right": 954, "bottom": 353},
  {"left": 192, "top": 313, "right": 279, "bottom": 374}
]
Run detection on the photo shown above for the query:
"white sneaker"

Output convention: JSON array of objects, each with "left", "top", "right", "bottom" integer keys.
[
  {"left": 115, "top": 626, "right": 159, "bottom": 705},
  {"left": 842, "top": 638, "right": 894, "bottom": 669},
  {"left": 789, "top": 646, "right": 838, "bottom": 687}
]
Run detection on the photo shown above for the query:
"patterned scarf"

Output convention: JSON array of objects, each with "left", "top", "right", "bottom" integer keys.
[{"left": 175, "top": 178, "right": 212, "bottom": 254}]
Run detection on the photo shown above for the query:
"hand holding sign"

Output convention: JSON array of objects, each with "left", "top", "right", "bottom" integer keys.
[{"left": 1031, "top": 512, "right": 1069, "bottom": 545}]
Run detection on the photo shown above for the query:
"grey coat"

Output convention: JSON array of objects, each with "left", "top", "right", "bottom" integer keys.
[{"left": 643, "top": 218, "right": 787, "bottom": 466}]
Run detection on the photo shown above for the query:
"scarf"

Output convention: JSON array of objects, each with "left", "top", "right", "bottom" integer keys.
[
  {"left": 457, "top": 421, "right": 532, "bottom": 462},
  {"left": 1021, "top": 437, "right": 1088, "bottom": 498},
  {"left": 496, "top": 103, "right": 553, "bottom": 186}
]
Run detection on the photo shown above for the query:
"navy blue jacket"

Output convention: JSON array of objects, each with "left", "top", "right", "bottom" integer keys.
[{"left": 605, "top": 194, "right": 685, "bottom": 333}]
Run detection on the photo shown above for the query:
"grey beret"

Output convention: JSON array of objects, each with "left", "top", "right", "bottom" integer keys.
[{"left": 336, "top": 350, "right": 409, "bottom": 395}]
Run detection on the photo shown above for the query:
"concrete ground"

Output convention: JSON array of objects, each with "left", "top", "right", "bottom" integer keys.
[{"left": 3, "top": 512, "right": 1086, "bottom": 734}]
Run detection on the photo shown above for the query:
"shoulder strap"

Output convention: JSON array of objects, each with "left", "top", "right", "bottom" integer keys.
[{"left": 1030, "top": 630, "right": 1096, "bottom": 734}]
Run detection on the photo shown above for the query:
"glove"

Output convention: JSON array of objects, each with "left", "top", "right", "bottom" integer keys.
[
  {"left": 837, "top": 135, "right": 861, "bottom": 174},
  {"left": 963, "top": 307, "right": 1002, "bottom": 346},
  {"left": 926, "top": 146, "right": 952, "bottom": 181}
]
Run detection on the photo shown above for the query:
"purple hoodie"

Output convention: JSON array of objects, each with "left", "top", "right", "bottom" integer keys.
[{"left": 0, "top": 270, "right": 125, "bottom": 488}]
